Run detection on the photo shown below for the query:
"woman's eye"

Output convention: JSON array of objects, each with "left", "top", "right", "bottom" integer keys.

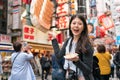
[
  {"left": 78, "top": 23, "right": 82, "bottom": 25},
  {"left": 72, "top": 22, "right": 76, "bottom": 25}
]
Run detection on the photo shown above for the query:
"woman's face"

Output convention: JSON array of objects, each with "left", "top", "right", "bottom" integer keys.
[
  {"left": 70, "top": 17, "right": 84, "bottom": 37},
  {"left": 87, "top": 24, "right": 93, "bottom": 33}
]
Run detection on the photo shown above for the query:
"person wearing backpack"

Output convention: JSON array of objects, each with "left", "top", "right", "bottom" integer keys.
[{"left": 113, "top": 45, "right": 120, "bottom": 79}]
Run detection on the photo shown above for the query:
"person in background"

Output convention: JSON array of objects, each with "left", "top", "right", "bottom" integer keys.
[
  {"left": 107, "top": 48, "right": 115, "bottom": 78},
  {"left": 40, "top": 54, "right": 46, "bottom": 80},
  {"left": 51, "top": 54, "right": 66, "bottom": 80},
  {"left": 9, "top": 42, "right": 36, "bottom": 80},
  {"left": 94, "top": 44, "right": 111, "bottom": 80},
  {"left": 113, "top": 45, "right": 120, "bottom": 79},
  {"left": 87, "top": 23, "right": 94, "bottom": 34},
  {"left": 93, "top": 56, "right": 100, "bottom": 80},
  {"left": 51, "top": 15, "right": 94, "bottom": 80},
  {"left": 40, "top": 54, "right": 51, "bottom": 80}
]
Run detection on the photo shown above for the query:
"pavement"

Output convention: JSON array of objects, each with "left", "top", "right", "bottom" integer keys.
[
  {"left": 36, "top": 75, "right": 119, "bottom": 80},
  {"left": 36, "top": 75, "right": 52, "bottom": 80}
]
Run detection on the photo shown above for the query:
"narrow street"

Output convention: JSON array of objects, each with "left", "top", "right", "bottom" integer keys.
[
  {"left": 36, "top": 75, "right": 119, "bottom": 80},
  {"left": 36, "top": 69, "right": 119, "bottom": 80}
]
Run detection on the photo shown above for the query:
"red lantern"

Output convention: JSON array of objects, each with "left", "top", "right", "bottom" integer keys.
[
  {"left": 56, "top": 33, "right": 63, "bottom": 44},
  {"left": 22, "top": 0, "right": 31, "bottom": 4}
]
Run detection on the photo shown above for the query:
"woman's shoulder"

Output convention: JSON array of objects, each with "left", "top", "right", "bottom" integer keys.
[{"left": 85, "top": 43, "right": 94, "bottom": 52}]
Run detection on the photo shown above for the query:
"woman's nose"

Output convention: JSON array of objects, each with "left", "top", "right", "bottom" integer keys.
[{"left": 74, "top": 23, "right": 79, "bottom": 26}]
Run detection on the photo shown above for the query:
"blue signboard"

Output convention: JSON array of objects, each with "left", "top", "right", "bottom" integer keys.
[
  {"left": 116, "top": 36, "right": 120, "bottom": 45},
  {"left": 90, "top": 0, "right": 96, "bottom": 7}
]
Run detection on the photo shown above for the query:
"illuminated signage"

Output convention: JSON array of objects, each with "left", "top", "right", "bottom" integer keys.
[
  {"left": 39, "top": 0, "right": 54, "bottom": 29},
  {"left": 56, "top": 16, "right": 69, "bottom": 29},
  {"left": 56, "top": 3, "right": 69, "bottom": 17}
]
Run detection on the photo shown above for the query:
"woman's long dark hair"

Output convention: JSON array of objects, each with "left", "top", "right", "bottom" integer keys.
[{"left": 69, "top": 15, "right": 91, "bottom": 53}]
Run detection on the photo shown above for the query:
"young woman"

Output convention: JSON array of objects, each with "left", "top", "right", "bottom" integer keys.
[{"left": 51, "top": 15, "right": 94, "bottom": 80}]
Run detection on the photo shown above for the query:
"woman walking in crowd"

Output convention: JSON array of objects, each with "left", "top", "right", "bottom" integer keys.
[
  {"left": 51, "top": 15, "right": 94, "bottom": 80},
  {"left": 9, "top": 42, "right": 36, "bottom": 80},
  {"left": 40, "top": 54, "right": 51, "bottom": 80},
  {"left": 113, "top": 45, "right": 120, "bottom": 79},
  {"left": 94, "top": 44, "right": 111, "bottom": 80}
]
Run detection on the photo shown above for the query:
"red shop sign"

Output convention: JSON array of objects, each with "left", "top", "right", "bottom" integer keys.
[
  {"left": 98, "top": 14, "right": 114, "bottom": 30},
  {"left": 23, "top": 25, "right": 35, "bottom": 41},
  {"left": 56, "top": 16, "right": 69, "bottom": 29}
]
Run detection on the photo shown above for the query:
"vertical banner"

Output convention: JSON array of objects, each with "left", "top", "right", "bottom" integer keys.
[
  {"left": 12, "top": 6, "right": 20, "bottom": 29},
  {"left": 56, "top": 16, "right": 69, "bottom": 29}
]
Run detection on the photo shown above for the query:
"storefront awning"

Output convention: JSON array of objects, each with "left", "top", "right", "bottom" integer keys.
[
  {"left": 28, "top": 42, "right": 53, "bottom": 52},
  {"left": 0, "top": 50, "right": 14, "bottom": 52}
]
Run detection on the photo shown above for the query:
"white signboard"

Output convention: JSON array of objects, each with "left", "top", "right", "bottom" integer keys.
[
  {"left": 12, "top": 6, "right": 20, "bottom": 29},
  {"left": 22, "top": 25, "right": 50, "bottom": 44},
  {"left": 0, "top": 34, "right": 11, "bottom": 43},
  {"left": 56, "top": 0, "right": 69, "bottom": 4}
]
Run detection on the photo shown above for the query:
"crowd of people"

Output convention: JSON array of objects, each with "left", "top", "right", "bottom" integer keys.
[{"left": 0, "top": 15, "right": 120, "bottom": 80}]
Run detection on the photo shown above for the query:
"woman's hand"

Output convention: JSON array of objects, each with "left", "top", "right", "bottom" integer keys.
[
  {"left": 48, "top": 31, "right": 57, "bottom": 40},
  {"left": 67, "top": 55, "right": 79, "bottom": 62},
  {"left": 23, "top": 45, "right": 32, "bottom": 54}
]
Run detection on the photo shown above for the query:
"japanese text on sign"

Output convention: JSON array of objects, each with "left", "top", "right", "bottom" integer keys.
[
  {"left": 23, "top": 25, "right": 35, "bottom": 41},
  {"left": 56, "top": 3, "right": 69, "bottom": 17},
  {"left": 56, "top": 16, "right": 69, "bottom": 29},
  {"left": 56, "top": 0, "right": 69, "bottom": 4},
  {"left": 0, "top": 34, "right": 11, "bottom": 43}
]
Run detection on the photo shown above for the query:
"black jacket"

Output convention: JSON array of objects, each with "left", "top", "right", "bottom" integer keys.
[
  {"left": 113, "top": 51, "right": 120, "bottom": 67},
  {"left": 52, "top": 38, "right": 94, "bottom": 80}
]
